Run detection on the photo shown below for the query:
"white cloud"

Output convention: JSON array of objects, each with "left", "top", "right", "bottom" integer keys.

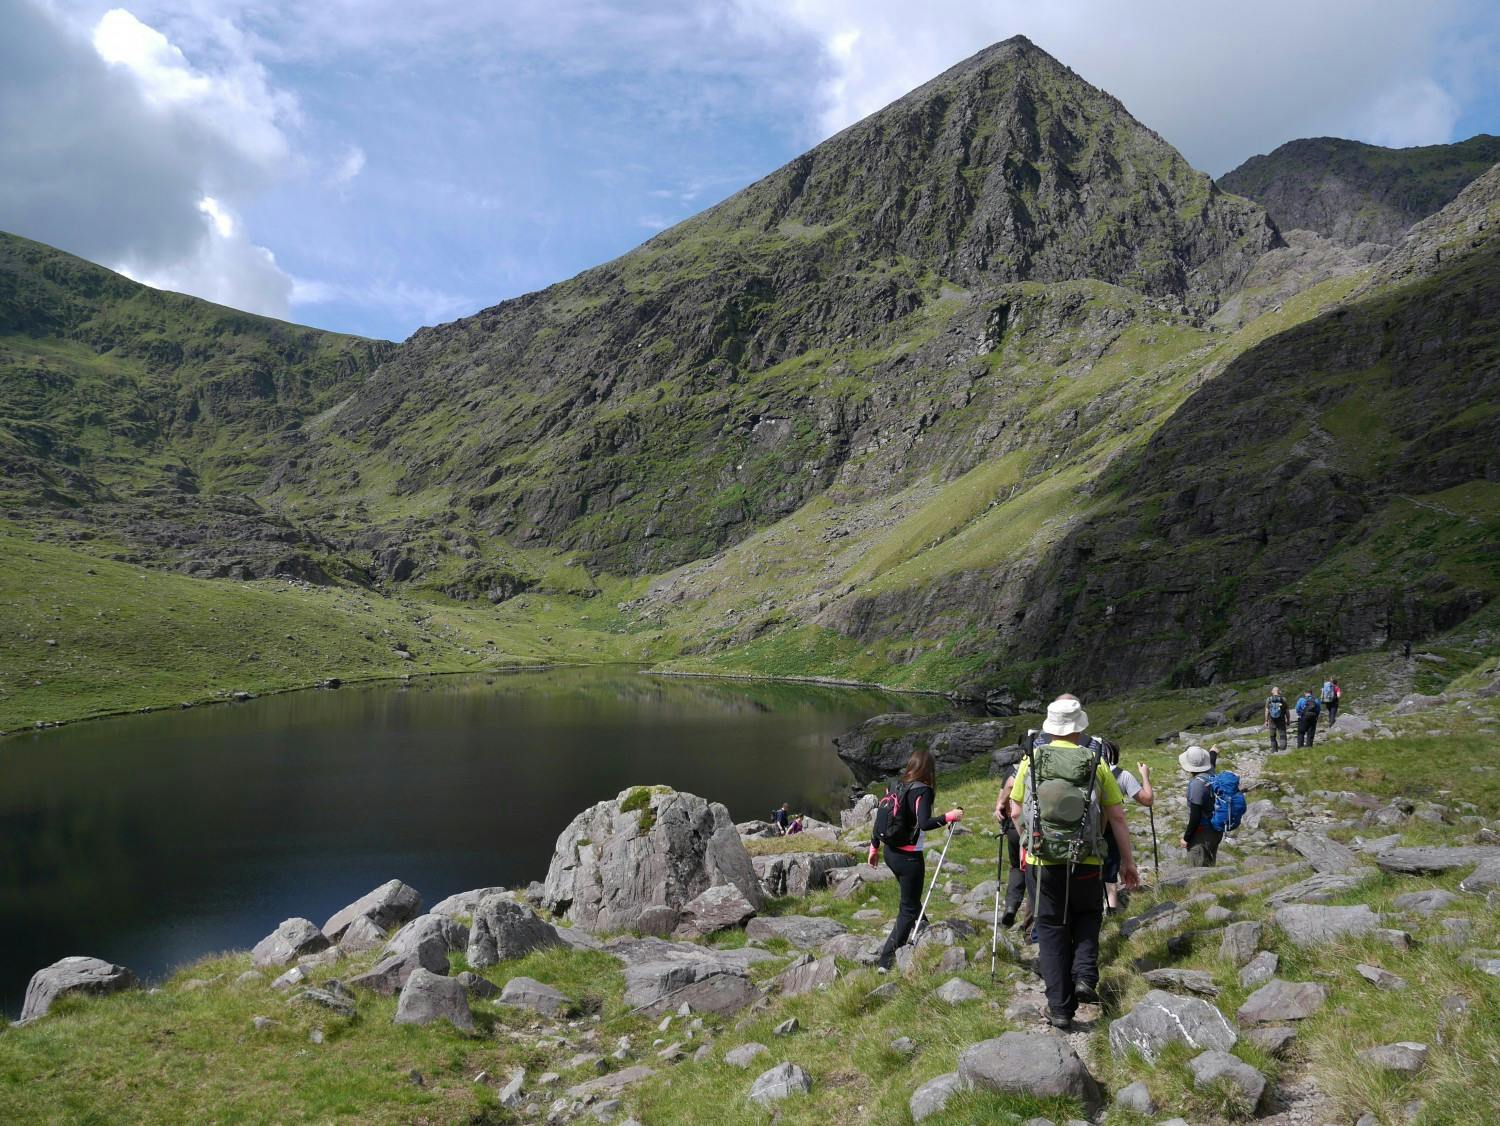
[
  {"left": 733, "top": 0, "right": 1489, "bottom": 174},
  {"left": 1363, "top": 79, "right": 1462, "bottom": 148},
  {"left": 0, "top": 0, "right": 301, "bottom": 317},
  {"left": 329, "top": 144, "right": 366, "bottom": 188}
]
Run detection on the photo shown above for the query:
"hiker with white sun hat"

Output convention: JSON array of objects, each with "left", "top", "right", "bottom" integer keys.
[{"left": 1177, "top": 744, "right": 1223, "bottom": 866}]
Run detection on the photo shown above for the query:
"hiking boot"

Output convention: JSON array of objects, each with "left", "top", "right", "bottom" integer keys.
[
  {"left": 1074, "top": 980, "right": 1100, "bottom": 1004},
  {"left": 1000, "top": 910, "right": 1016, "bottom": 928},
  {"left": 1047, "top": 1011, "right": 1073, "bottom": 1031}
]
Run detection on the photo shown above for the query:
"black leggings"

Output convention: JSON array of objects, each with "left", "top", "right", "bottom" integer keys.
[{"left": 878, "top": 845, "right": 926, "bottom": 968}]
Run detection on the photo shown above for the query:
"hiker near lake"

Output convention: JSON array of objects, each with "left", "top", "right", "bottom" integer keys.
[
  {"left": 1099, "top": 739, "right": 1153, "bottom": 914},
  {"left": 868, "top": 748, "right": 964, "bottom": 973},
  {"left": 1296, "top": 690, "right": 1321, "bottom": 747},
  {"left": 1265, "top": 685, "right": 1289, "bottom": 751},
  {"left": 1007, "top": 695, "right": 1139, "bottom": 1030}
]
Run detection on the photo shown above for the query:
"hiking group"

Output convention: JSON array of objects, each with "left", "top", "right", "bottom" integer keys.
[
  {"left": 1264, "top": 676, "right": 1341, "bottom": 751},
  {"left": 869, "top": 693, "right": 1248, "bottom": 1032}
]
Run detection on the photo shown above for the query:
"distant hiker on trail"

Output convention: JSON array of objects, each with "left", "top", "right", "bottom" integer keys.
[
  {"left": 1296, "top": 691, "right": 1321, "bottom": 747},
  {"left": 1326, "top": 678, "right": 1342, "bottom": 724},
  {"left": 869, "top": 748, "right": 964, "bottom": 973},
  {"left": 1007, "top": 695, "right": 1139, "bottom": 1031},
  {"left": 1265, "top": 686, "right": 1289, "bottom": 752},
  {"left": 991, "top": 767, "right": 1027, "bottom": 927},
  {"left": 772, "top": 803, "right": 790, "bottom": 835},
  {"left": 1403, "top": 639, "right": 1413, "bottom": 659},
  {"left": 1179, "top": 745, "right": 1223, "bottom": 866},
  {"left": 787, "top": 813, "right": 804, "bottom": 835},
  {"left": 1099, "top": 739, "right": 1153, "bottom": 915}
]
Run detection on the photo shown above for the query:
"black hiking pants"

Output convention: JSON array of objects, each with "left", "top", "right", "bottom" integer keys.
[
  {"left": 1297, "top": 714, "right": 1318, "bottom": 747},
  {"left": 1033, "top": 864, "right": 1103, "bottom": 1020},
  {"left": 1186, "top": 825, "right": 1223, "bottom": 867},
  {"left": 1327, "top": 699, "right": 1339, "bottom": 724},
  {"left": 1001, "top": 822, "right": 1026, "bottom": 916},
  {"left": 1268, "top": 719, "right": 1287, "bottom": 751},
  {"left": 878, "top": 845, "right": 926, "bottom": 969}
]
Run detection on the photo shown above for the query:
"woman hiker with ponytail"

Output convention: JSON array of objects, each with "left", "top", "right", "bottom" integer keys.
[{"left": 868, "top": 748, "right": 964, "bottom": 973}]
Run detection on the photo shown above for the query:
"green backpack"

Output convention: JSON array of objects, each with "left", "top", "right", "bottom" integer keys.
[{"left": 1022, "top": 737, "right": 1106, "bottom": 864}]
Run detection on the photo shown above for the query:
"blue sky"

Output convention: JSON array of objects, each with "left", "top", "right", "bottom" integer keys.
[{"left": 3, "top": 0, "right": 1498, "bottom": 341}]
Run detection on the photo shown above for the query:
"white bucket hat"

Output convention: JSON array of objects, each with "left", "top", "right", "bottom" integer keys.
[
  {"left": 1041, "top": 696, "right": 1089, "bottom": 736},
  {"left": 1178, "top": 745, "right": 1213, "bottom": 773}
]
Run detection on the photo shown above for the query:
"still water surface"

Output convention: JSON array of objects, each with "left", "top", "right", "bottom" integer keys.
[{"left": 0, "top": 668, "right": 940, "bottom": 1013}]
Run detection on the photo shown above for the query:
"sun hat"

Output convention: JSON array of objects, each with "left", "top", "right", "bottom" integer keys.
[
  {"left": 1041, "top": 695, "right": 1089, "bottom": 736},
  {"left": 1178, "top": 745, "right": 1213, "bottom": 773}
]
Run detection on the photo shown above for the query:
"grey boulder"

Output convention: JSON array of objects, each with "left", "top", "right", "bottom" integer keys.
[
  {"left": 1188, "top": 1050, "right": 1268, "bottom": 1110},
  {"left": 959, "top": 1032, "right": 1103, "bottom": 1116},
  {"left": 622, "top": 956, "right": 756, "bottom": 1017},
  {"left": 467, "top": 895, "right": 562, "bottom": 967},
  {"left": 935, "top": 977, "right": 984, "bottom": 1005},
  {"left": 498, "top": 976, "right": 572, "bottom": 1017},
  {"left": 1459, "top": 858, "right": 1500, "bottom": 893},
  {"left": 393, "top": 968, "right": 474, "bottom": 1032},
  {"left": 1141, "top": 968, "right": 1219, "bottom": 997},
  {"left": 1237, "top": 979, "right": 1327, "bottom": 1024},
  {"left": 429, "top": 887, "right": 507, "bottom": 917},
  {"left": 1274, "top": 904, "right": 1378, "bottom": 946},
  {"left": 744, "top": 915, "right": 848, "bottom": 949},
  {"left": 18, "top": 956, "right": 137, "bottom": 1022},
  {"left": 1239, "top": 951, "right": 1279, "bottom": 987},
  {"left": 910, "top": 1072, "right": 967, "bottom": 1122},
  {"left": 1108, "top": 990, "right": 1237, "bottom": 1062},
  {"left": 747, "top": 1062, "right": 812, "bottom": 1107},
  {"left": 775, "top": 955, "right": 838, "bottom": 997},
  {"left": 251, "top": 918, "right": 330, "bottom": 969},
  {"left": 1114, "top": 1080, "right": 1156, "bottom": 1114},
  {"left": 752, "top": 851, "right": 856, "bottom": 898},
  {"left": 1289, "top": 831, "right": 1360, "bottom": 874},
  {"left": 672, "top": 883, "right": 757, "bottom": 939},
  {"left": 724, "top": 1042, "right": 769, "bottom": 1068},
  {"left": 1375, "top": 846, "right": 1500, "bottom": 874},
  {"left": 337, "top": 915, "right": 387, "bottom": 954},
  {"left": 1358, "top": 1041, "right": 1428, "bottom": 1074},
  {"left": 1355, "top": 963, "right": 1408, "bottom": 991},
  {"left": 1220, "top": 921, "right": 1262, "bottom": 967},
  {"left": 1243, "top": 1026, "right": 1297, "bottom": 1055},
  {"left": 542, "top": 787, "right": 762, "bottom": 934},
  {"left": 323, "top": 879, "right": 423, "bottom": 941},
  {"left": 1392, "top": 889, "right": 1461, "bottom": 916},
  {"left": 1267, "top": 872, "right": 1372, "bottom": 906}
]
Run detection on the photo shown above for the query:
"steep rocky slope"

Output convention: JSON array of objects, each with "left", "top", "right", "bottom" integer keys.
[
  {"left": 0, "top": 231, "right": 390, "bottom": 580},
  {"left": 1219, "top": 134, "right": 1500, "bottom": 247},
  {"left": 276, "top": 36, "right": 1277, "bottom": 575}
]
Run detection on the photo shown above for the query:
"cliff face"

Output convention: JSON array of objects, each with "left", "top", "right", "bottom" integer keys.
[
  {"left": 276, "top": 36, "right": 1278, "bottom": 575},
  {"left": 1219, "top": 134, "right": 1500, "bottom": 247}
]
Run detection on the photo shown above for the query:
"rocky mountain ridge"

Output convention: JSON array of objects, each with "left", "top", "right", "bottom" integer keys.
[{"left": 1219, "top": 133, "right": 1500, "bottom": 247}]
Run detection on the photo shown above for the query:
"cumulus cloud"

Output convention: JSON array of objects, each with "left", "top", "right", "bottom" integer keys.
[
  {"left": 0, "top": 0, "right": 296, "bottom": 316},
  {"left": 733, "top": 0, "right": 1492, "bottom": 174}
]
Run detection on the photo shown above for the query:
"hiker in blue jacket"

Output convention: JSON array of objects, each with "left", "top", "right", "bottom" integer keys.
[{"left": 1295, "top": 691, "right": 1321, "bottom": 747}]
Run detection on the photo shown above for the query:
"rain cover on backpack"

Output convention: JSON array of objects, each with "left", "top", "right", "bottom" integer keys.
[
  {"left": 1022, "top": 738, "right": 1105, "bottom": 864},
  {"left": 1209, "top": 771, "right": 1247, "bottom": 832}
]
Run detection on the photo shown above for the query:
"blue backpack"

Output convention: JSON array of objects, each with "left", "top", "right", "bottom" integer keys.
[{"left": 1209, "top": 771, "right": 1246, "bottom": 832}]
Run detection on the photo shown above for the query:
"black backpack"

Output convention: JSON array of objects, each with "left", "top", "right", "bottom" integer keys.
[{"left": 873, "top": 781, "right": 922, "bottom": 848}]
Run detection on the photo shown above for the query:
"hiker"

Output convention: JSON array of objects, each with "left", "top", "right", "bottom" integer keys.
[
  {"left": 1265, "top": 685, "right": 1289, "bottom": 752},
  {"left": 1178, "top": 745, "right": 1222, "bottom": 866},
  {"left": 1327, "top": 678, "right": 1342, "bottom": 724},
  {"left": 1295, "top": 691, "right": 1321, "bottom": 747},
  {"left": 772, "top": 803, "right": 790, "bottom": 835},
  {"left": 868, "top": 748, "right": 964, "bottom": 973},
  {"left": 1007, "top": 695, "right": 1139, "bottom": 1030},
  {"left": 991, "top": 767, "right": 1027, "bottom": 927},
  {"left": 1320, "top": 677, "right": 1337, "bottom": 724},
  {"left": 787, "top": 813, "right": 804, "bottom": 835},
  {"left": 1099, "top": 739, "right": 1152, "bottom": 915}
]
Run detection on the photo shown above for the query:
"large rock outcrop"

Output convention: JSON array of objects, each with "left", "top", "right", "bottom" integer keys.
[
  {"left": 835, "top": 714, "right": 1014, "bottom": 782},
  {"left": 541, "top": 786, "right": 762, "bottom": 935}
]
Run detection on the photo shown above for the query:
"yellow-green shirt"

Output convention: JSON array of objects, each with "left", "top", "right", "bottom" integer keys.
[{"left": 1009, "top": 754, "right": 1123, "bottom": 867}]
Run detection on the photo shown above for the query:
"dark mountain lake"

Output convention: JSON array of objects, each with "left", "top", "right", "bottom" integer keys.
[{"left": 0, "top": 667, "right": 944, "bottom": 1014}]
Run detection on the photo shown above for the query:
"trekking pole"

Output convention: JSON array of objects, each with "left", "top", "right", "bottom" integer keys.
[
  {"left": 911, "top": 817, "right": 958, "bottom": 946},
  {"left": 991, "top": 821, "right": 1005, "bottom": 980},
  {"left": 1148, "top": 803, "right": 1160, "bottom": 885}
]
